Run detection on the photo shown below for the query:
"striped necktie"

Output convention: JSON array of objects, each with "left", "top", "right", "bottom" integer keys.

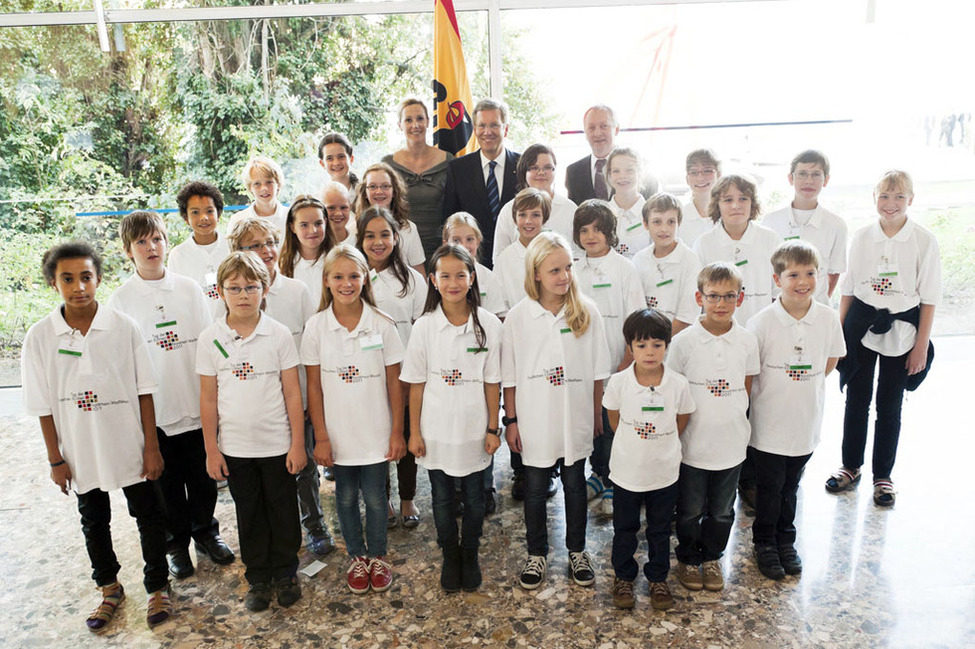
[{"left": 486, "top": 160, "right": 500, "bottom": 218}]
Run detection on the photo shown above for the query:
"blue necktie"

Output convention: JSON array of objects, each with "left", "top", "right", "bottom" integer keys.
[{"left": 486, "top": 160, "right": 500, "bottom": 218}]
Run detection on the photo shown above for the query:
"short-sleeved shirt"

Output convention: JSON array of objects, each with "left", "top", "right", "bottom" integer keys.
[
  {"left": 632, "top": 241, "right": 702, "bottom": 326},
  {"left": 747, "top": 299, "right": 846, "bottom": 457},
  {"left": 678, "top": 202, "right": 715, "bottom": 247},
  {"left": 603, "top": 364, "right": 695, "bottom": 492},
  {"left": 227, "top": 203, "right": 289, "bottom": 240},
  {"left": 574, "top": 251, "right": 646, "bottom": 370},
  {"left": 397, "top": 220, "right": 427, "bottom": 269},
  {"left": 300, "top": 305, "right": 405, "bottom": 466},
  {"left": 492, "top": 194, "right": 581, "bottom": 261},
  {"left": 475, "top": 262, "right": 507, "bottom": 317},
  {"left": 693, "top": 222, "right": 782, "bottom": 325},
  {"left": 494, "top": 240, "right": 528, "bottom": 310},
  {"left": 667, "top": 318, "right": 760, "bottom": 470},
  {"left": 842, "top": 219, "right": 942, "bottom": 356},
  {"left": 167, "top": 232, "right": 230, "bottom": 316},
  {"left": 501, "top": 297, "right": 611, "bottom": 467},
  {"left": 762, "top": 205, "right": 848, "bottom": 305},
  {"left": 400, "top": 307, "right": 503, "bottom": 477},
  {"left": 369, "top": 266, "right": 427, "bottom": 348},
  {"left": 196, "top": 313, "right": 300, "bottom": 458},
  {"left": 610, "top": 195, "right": 649, "bottom": 259},
  {"left": 291, "top": 253, "right": 325, "bottom": 309},
  {"left": 22, "top": 304, "right": 158, "bottom": 494},
  {"left": 107, "top": 271, "right": 211, "bottom": 434}
]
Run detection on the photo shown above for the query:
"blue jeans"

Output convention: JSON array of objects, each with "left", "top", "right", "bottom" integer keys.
[
  {"left": 588, "top": 407, "right": 615, "bottom": 483},
  {"left": 429, "top": 468, "right": 485, "bottom": 550},
  {"left": 296, "top": 418, "right": 325, "bottom": 535},
  {"left": 524, "top": 458, "right": 587, "bottom": 556},
  {"left": 611, "top": 481, "right": 678, "bottom": 582},
  {"left": 751, "top": 449, "right": 812, "bottom": 548},
  {"left": 333, "top": 462, "right": 388, "bottom": 557},
  {"left": 675, "top": 462, "right": 741, "bottom": 565}
]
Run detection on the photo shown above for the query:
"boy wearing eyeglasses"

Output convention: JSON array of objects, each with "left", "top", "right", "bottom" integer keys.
[
  {"left": 108, "top": 211, "right": 235, "bottom": 582},
  {"left": 761, "top": 150, "right": 848, "bottom": 305},
  {"left": 666, "top": 263, "right": 760, "bottom": 593}
]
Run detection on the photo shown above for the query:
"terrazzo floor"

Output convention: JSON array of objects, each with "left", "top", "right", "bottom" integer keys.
[{"left": 0, "top": 337, "right": 971, "bottom": 649}]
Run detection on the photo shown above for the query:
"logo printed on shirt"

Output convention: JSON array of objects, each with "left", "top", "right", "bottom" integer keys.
[
  {"left": 75, "top": 390, "right": 99, "bottom": 412},
  {"left": 646, "top": 296, "right": 658, "bottom": 309},
  {"left": 616, "top": 243, "right": 630, "bottom": 255},
  {"left": 706, "top": 378, "right": 730, "bottom": 396},
  {"left": 338, "top": 365, "right": 361, "bottom": 384},
  {"left": 546, "top": 366, "right": 565, "bottom": 386},
  {"left": 205, "top": 284, "right": 220, "bottom": 300},
  {"left": 871, "top": 277, "right": 893, "bottom": 295},
  {"left": 786, "top": 365, "right": 811, "bottom": 381},
  {"left": 232, "top": 362, "right": 255, "bottom": 381},
  {"left": 441, "top": 369, "right": 463, "bottom": 386},
  {"left": 154, "top": 330, "right": 180, "bottom": 351},
  {"left": 635, "top": 421, "right": 656, "bottom": 439}
]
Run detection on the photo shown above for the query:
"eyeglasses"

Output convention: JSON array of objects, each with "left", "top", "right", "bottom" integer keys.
[
  {"left": 366, "top": 184, "right": 393, "bottom": 192},
  {"left": 239, "top": 239, "right": 277, "bottom": 252},
  {"left": 528, "top": 165, "right": 555, "bottom": 174},
  {"left": 475, "top": 122, "right": 504, "bottom": 132},
  {"left": 701, "top": 293, "right": 739, "bottom": 303},
  {"left": 687, "top": 168, "right": 717, "bottom": 178},
  {"left": 223, "top": 285, "right": 262, "bottom": 295},
  {"left": 793, "top": 171, "right": 825, "bottom": 181}
]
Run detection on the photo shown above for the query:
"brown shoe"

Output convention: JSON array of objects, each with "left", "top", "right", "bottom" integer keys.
[
  {"left": 648, "top": 581, "right": 674, "bottom": 611},
  {"left": 676, "top": 561, "right": 703, "bottom": 591},
  {"left": 702, "top": 560, "right": 724, "bottom": 591},
  {"left": 611, "top": 577, "right": 635, "bottom": 609}
]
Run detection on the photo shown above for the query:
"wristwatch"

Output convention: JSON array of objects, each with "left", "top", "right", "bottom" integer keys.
[
  {"left": 486, "top": 427, "right": 501, "bottom": 436},
  {"left": 501, "top": 415, "right": 517, "bottom": 426}
]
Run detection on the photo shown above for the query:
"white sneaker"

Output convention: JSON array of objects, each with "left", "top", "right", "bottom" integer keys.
[
  {"left": 586, "top": 474, "right": 605, "bottom": 501},
  {"left": 599, "top": 488, "right": 614, "bottom": 518}
]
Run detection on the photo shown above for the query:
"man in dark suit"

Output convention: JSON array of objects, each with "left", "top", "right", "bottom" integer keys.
[{"left": 441, "top": 98, "right": 520, "bottom": 269}]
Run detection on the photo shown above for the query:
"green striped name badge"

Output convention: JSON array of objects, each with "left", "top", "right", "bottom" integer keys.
[
  {"left": 58, "top": 348, "right": 82, "bottom": 357},
  {"left": 626, "top": 222, "right": 642, "bottom": 232},
  {"left": 479, "top": 291, "right": 487, "bottom": 297},
  {"left": 784, "top": 235, "right": 800, "bottom": 241},
  {"left": 878, "top": 271, "right": 898, "bottom": 277},
  {"left": 641, "top": 406, "right": 664, "bottom": 412},
  {"left": 560, "top": 327, "right": 572, "bottom": 334},
  {"left": 467, "top": 347, "right": 488, "bottom": 353},
  {"left": 735, "top": 259, "right": 748, "bottom": 267},
  {"left": 656, "top": 278, "right": 673, "bottom": 287},
  {"left": 155, "top": 320, "right": 177, "bottom": 329},
  {"left": 592, "top": 282, "right": 612, "bottom": 289},
  {"left": 213, "top": 339, "right": 229, "bottom": 358},
  {"left": 788, "top": 364, "right": 812, "bottom": 370}
]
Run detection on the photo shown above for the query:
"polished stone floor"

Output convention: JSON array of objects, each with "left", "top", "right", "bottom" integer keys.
[{"left": 0, "top": 337, "right": 970, "bottom": 649}]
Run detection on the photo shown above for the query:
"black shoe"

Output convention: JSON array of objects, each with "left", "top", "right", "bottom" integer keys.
[
  {"left": 511, "top": 474, "right": 525, "bottom": 501},
  {"left": 308, "top": 528, "right": 336, "bottom": 556},
  {"left": 754, "top": 544, "right": 785, "bottom": 580},
  {"left": 461, "top": 547, "right": 482, "bottom": 591},
  {"left": 167, "top": 548, "right": 195, "bottom": 579},
  {"left": 195, "top": 535, "right": 235, "bottom": 565},
  {"left": 275, "top": 576, "right": 302, "bottom": 607},
  {"left": 245, "top": 582, "right": 272, "bottom": 612},
  {"left": 441, "top": 544, "right": 462, "bottom": 593},
  {"left": 322, "top": 466, "right": 335, "bottom": 482},
  {"left": 484, "top": 489, "right": 497, "bottom": 516},
  {"left": 545, "top": 475, "right": 558, "bottom": 499},
  {"left": 779, "top": 545, "right": 802, "bottom": 575}
]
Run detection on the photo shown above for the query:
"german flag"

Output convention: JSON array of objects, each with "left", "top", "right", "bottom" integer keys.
[{"left": 432, "top": 0, "right": 475, "bottom": 156}]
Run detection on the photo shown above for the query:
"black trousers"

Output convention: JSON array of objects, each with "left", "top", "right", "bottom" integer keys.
[{"left": 157, "top": 427, "right": 219, "bottom": 552}]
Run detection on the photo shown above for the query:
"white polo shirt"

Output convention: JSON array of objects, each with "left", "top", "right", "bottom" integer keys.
[
  {"left": 398, "top": 220, "right": 426, "bottom": 269},
  {"left": 291, "top": 253, "right": 325, "bottom": 309},
  {"left": 603, "top": 364, "right": 695, "bottom": 492},
  {"left": 227, "top": 203, "right": 288, "bottom": 239},
  {"left": 693, "top": 222, "right": 782, "bottom": 325},
  {"left": 475, "top": 262, "right": 507, "bottom": 317},
  {"left": 632, "top": 241, "right": 702, "bottom": 326},
  {"left": 369, "top": 266, "right": 427, "bottom": 348},
  {"left": 300, "top": 304, "right": 405, "bottom": 466},
  {"left": 401, "top": 307, "right": 503, "bottom": 477},
  {"left": 746, "top": 299, "right": 846, "bottom": 457},
  {"left": 574, "top": 251, "right": 646, "bottom": 370},
  {"left": 22, "top": 304, "right": 159, "bottom": 494},
  {"left": 762, "top": 205, "right": 848, "bottom": 305},
  {"left": 107, "top": 270, "right": 211, "bottom": 434},
  {"left": 492, "top": 193, "right": 581, "bottom": 261},
  {"left": 196, "top": 313, "right": 299, "bottom": 459},
  {"left": 667, "top": 318, "right": 760, "bottom": 470},
  {"left": 167, "top": 232, "right": 230, "bottom": 316},
  {"left": 842, "top": 219, "right": 942, "bottom": 356},
  {"left": 678, "top": 202, "right": 715, "bottom": 247},
  {"left": 501, "top": 297, "right": 611, "bottom": 468},
  {"left": 610, "top": 195, "right": 649, "bottom": 259},
  {"left": 494, "top": 240, "right": 528, "bottom": 310}
]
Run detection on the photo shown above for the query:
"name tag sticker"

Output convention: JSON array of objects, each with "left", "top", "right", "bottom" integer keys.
[
  {"left": 560, "top": 327, "right": 572, "bottom": 334},
  {"left": 213, "top": 338, "right": 229, "bottom": 358},
  {"left": 467, "top": 347, "right": 488, "bottom": 353},
  {"left": 205, "top": 272, "right": 217, "bottom": 285},
  {"left": 592, "top": 283, "right": 612, "bottom": 289},
  {"left": 360, "top": 332, "right": 384, "bottom": 351},
  {"left": 656, "top": 278, "right": 673, "bottom": 287},
  {"left": 784, "top": 235, "right": 800, "bottom": 241},
  {"left": 155, "top": 319, "right": 178, "bottom": 329},
  {"left": 626, "top": 222, "right": 643, "bottom": 232},
  {"left": 735, "top": 259, "right": 749, "bottom": 267},
  {"left": 642, "top": 391, "right": 663, "bottom": 411},
  {"left": 58, "top": 335, "right": 83, "bottom": 357},
  {"left": 369, "top": 269, "right": 380, "bottom": 284}
]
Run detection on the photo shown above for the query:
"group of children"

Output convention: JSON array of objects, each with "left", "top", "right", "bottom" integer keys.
[{"left": 22, "top": 140, "right": 941, "bottom": 630}]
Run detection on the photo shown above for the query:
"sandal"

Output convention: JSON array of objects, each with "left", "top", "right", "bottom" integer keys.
[
  {"left": 146, "top": 583, "right": 173, "bottom": 628},
  {"left": 86, "top": 582, "right": 124, "bottom": 634},
  {"left": 873, "top": 479, "right": 896, "bottom": 507},
  {"left": 825, "top": 467, "right": 861, "bottom": 493}
]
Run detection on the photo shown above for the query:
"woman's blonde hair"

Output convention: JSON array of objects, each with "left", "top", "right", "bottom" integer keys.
[
  {"left": 216, "top": 251, "right": 270, "bottom": 311},
  {"left": 524, "top": 232, "right": 590, "bottom": 336},
  {"left": 319, "top": 243, "right": 380, "bottom": 313}
]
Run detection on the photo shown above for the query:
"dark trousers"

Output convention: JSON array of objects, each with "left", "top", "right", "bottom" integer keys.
[
  {"left": 588, "top": 407, "right": 615, "bottom": 483},
  {"left": 430, "top": 468, "right": 485, "bottom": 550},
  {"left": 612, "top": 481, "right": 678, "bottom": 582},
  {"left": 387, "top": 406, "right": 417, "bottom": 502},
  {"left": 738, "top": 446, "right": 758, "bottom": 491},
  {"left": 842, "top": 342, "right": 910, "bottom": 479},
  {"left": 156, "top": 427, "right": 219, "bottom": 553},
  {"left": 76, "top": 481, "right": 168, "bottom": 593},
  {"left": 225, "top": 454, "right": 301, "bottom": 585},
  {"left": 675, "top": 462, "right": 741, "bottom": 565},
  {"left": 297, "top": 418, "right": 326, "bottom": 535},
  {"left": 524, "top": 458, "right": 587, "bottom": 556},
  {"left": 751, "top": 448, "right": 812, "bottom": 548}
]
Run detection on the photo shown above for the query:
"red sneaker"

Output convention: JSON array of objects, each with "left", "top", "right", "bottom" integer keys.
[
  {"left": 369, "top": 556, "right": 393, "bottom": 592},
  {"left": 347, "top": 556, "right": 370, "bottom": 594}
]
